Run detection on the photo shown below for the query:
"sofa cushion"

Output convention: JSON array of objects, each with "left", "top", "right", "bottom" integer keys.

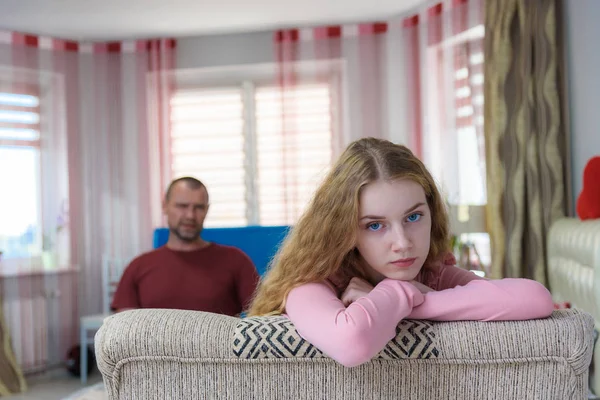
[{"left": 232, "top": 315, "right": 438, "bottom": 360}]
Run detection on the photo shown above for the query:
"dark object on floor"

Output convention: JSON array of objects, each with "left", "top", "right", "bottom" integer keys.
[{"left": 65, "top": 345, "right": 95, "bottom": 377}]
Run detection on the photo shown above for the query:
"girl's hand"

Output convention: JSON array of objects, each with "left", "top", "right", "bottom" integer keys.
[
  {"left": 409, "top": 280, "right": 435, "bottom": 294},
  {"left": 341, "top": 277, "right": 374, "bottom": 306}
]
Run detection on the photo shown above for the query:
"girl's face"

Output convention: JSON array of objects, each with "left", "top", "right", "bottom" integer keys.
[{"left": 356, "top": 179, "right": 432, "bottom": 283}]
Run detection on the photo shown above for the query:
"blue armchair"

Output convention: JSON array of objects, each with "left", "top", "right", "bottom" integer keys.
[{"left": 152, "top": 226, "right": 290, "bottom": 276}]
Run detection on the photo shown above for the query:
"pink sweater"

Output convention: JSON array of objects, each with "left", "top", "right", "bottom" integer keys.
[{"left": 285, "top": 265, "right": 554, "bottom": 367}]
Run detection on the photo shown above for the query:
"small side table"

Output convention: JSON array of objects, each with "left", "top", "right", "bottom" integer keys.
[{"left": 80, "top": 313, "right": 110, "bottom": 384}]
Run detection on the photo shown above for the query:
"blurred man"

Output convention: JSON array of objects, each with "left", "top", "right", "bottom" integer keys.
[{"left": 112, "top": 177, "right": 259, "bottom": 316}]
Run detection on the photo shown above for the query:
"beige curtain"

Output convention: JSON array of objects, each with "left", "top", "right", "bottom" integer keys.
[
  {"left": 0, "top": 301, "right": 26, "bottom": 396},
  {"left": 483, "top": 0, "right": 571, "bottom": 283}
]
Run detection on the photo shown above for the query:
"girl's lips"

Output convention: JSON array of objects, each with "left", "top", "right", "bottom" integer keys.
[{"left": 391, "top": 258, "right": 416, "bottom": 268}]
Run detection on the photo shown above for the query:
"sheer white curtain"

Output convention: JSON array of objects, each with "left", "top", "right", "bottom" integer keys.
[
  {"left": 273, "top": 1, "right": 485, "bottom": 203},
  {"left": 73, "top": 40, "right": 175, "bottom": 316},
  {"left": 0, "top": 33, "right": 80, "bottom": 375},
  {"left": 272, "top": 0, "right": 487, "bottom": 257},
  {"left": 271, "top": 22, "right": 422, "bottom": 223},
  {"left": 0, "top": 34, "right": 174, "bottom": 374},
  {"left": 275, "top": 23, "right": 419, "bottom": 157}
]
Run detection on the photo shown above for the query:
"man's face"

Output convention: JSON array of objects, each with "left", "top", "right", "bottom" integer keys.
[{"left": 162, "top": 182, "right": 209, "bottom": 243}]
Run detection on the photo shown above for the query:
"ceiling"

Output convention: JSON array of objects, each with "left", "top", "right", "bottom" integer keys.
[{"left": 0, "top": 0, "right": 428, "bottom": 41}]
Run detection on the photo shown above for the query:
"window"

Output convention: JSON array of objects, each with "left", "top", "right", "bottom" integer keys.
[
  {"left": 170, "top": 82, "right": 333, "bottom": 227},
  {"left": 453, "top": 33, "right": 486, "bottom": 206},
  {"left": 451, "top": 32, "right": 490, "bottom": 268},
  {"left": 0, "top": 90, "right": 42, "bottom": 258},
  {"left": 426, "top": 25, "right": 491, "bottom": 268}
]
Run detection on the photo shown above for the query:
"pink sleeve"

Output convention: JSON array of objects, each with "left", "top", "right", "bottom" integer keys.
[
  {"left": 435, "top": 263, "right": 485, "bottom": 290},
  {"left": 409, "top": 265, "right": 554, "bottom": 321},
  {"left": 285, "top": 279, "right": 424, "bottom": 368}
]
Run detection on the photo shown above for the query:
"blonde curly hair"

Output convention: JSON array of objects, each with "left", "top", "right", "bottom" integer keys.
[{"left": 248, "top": 137, "right": 449, "bottom": 316}]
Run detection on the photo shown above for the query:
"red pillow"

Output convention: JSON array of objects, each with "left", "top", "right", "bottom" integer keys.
[{"left": 577, "top": 156, "right": 600, "bottom": 220}]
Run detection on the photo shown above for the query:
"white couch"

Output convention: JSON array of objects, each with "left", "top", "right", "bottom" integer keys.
[{"left": 548, "top": 217, "right": 600, "bottom": 393}]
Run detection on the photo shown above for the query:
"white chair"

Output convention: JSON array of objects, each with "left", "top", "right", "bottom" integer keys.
[{"left": 80, "top": 255, "right": 128, "bottom": 384}]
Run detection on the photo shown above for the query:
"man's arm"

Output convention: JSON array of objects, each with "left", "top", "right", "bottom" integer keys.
[
  {"left": 234, "top": 253, "right": 260, "bottom": 313},
  {"left": 111, "top": 260, "right": 141, "bottom": 312}
]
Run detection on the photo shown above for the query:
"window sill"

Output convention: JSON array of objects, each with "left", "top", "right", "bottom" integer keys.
[{"left": 0, "top": 257, "right": 78, "bottom": 278}]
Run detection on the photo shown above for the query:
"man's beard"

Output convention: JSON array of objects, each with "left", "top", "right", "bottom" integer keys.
[{"left": 170, "top": 224, "right": 202, "bottom": 243}]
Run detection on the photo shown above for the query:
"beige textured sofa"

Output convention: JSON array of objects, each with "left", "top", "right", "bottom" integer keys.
[{"left": 96, "top": 308, "right": 594, "bottom": 400}]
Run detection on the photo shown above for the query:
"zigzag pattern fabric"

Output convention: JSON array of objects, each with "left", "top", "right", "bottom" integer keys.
[
  {"left": 232, "top": 316, "right": 438, "bottom": 360},
  {"left": 233, "top": 316, "right": 325, "bottom": 359},
  {"left": 377, "top": 320, "right": 439, "bottom": 360}
]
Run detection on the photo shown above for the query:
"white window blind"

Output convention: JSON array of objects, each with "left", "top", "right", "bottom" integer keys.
[
  {"left": 170, "top": 82, "right": 333, "bottom": 227},
  {"left": 0, "top": 92, "right": 40, "bottom": 142},
  {"left": 170, "top": 87, "right": 247, "bottom": 227},
  {"left": 255, "top": 84, "right": 332, "bottom": 225}
]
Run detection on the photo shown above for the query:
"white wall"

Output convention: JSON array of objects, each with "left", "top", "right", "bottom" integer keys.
[
  {"left": 177, "top": 31, "right": 274, "bottom": 70},
  {"left": 564, "top": 0, "right": 600, "bottom": 210}
]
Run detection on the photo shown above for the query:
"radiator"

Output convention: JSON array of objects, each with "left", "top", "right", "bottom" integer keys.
[
  {"left": 1, "top": 269, "right": 78, "bottom": 374},
  {"left": 3, "top": 295, "right": 48, "bottom": 373}
]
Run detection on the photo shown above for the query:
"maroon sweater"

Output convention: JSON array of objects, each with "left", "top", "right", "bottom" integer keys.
[{"left": 111, "top": 244, "right": 259, "bottom": 316}]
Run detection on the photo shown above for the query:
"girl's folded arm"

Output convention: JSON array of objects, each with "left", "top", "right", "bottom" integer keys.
[
  {"left": 285, "top": 279, "right": 423, "bottom": 367},
  {"left": 408, "top": 274, "right": 554, "bottom": 321}
]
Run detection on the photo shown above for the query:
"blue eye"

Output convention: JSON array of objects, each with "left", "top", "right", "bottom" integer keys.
[
  {"left": 407, "top": 213, "right": 422, "bottom": 222},
  {"left": 367, "top": 222, "right": 382, "bottom": 231}
]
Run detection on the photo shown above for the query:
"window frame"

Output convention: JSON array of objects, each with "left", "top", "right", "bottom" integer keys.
[{"left": 0, "top": 66, "right": 52, "bottom": 264}]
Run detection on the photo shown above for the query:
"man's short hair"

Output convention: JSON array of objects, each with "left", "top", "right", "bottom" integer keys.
[{"left": 165, "top": 177, "right": 207, "bottom": 201}]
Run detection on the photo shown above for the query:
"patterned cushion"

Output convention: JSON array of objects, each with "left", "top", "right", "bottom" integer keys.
[{"left": 232, "top": 316, "right": 439, "bottom": 360}]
